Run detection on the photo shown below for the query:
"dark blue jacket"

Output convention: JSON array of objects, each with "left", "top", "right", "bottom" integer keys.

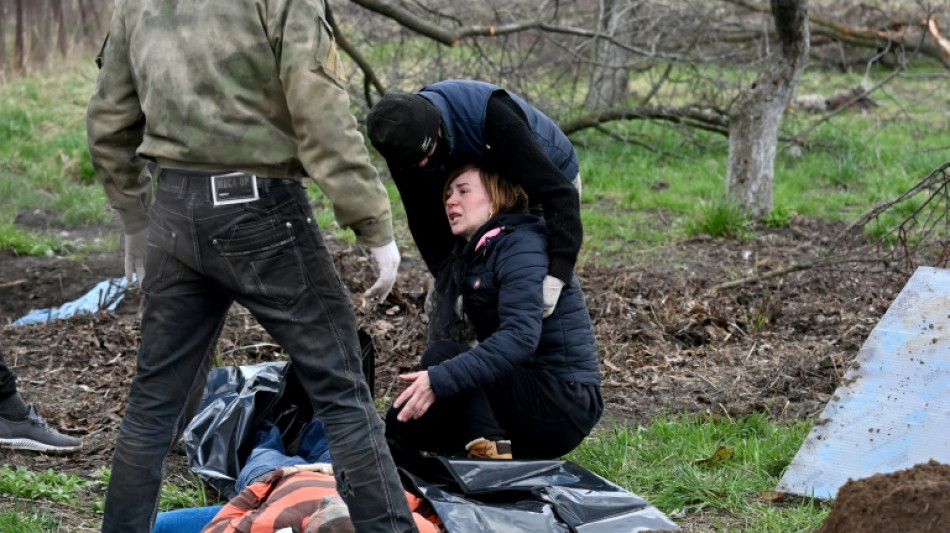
[
  {"left": 419, "top": 80, "right": 580, "bottom": 180},
  {"left": 427, "top": 213, "right": 601, "bottom": 399}
]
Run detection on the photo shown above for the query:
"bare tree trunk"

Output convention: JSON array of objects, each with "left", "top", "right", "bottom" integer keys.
[
  {"left": 0, "top": 0, "right": 7, "bottom": 71},
  {"left": 14, "top": 0, "right": 23, "bottom": 71},
  {"left": 726, "top": 0, "right": 809, "bottom": 217},
  {"left": 584, "top": 0, "right": 634, "bottom": 110},
  {"left": 76, "top": 0, "right": 91, "bottom": 39},
  {"left": 76, "top": 0, "right": 107, "bottom": 43},
  {"left": 53, "top": 0, "right": 66, "bottom": 57},
  {"left": 30, "top": 0, "right": 48, "bottom": 63}
]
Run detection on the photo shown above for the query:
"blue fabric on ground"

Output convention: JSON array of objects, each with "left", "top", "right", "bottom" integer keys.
[
  {"left": 156, "top": 418, "right": 333, "bottom": 532},
  {"left": 295, "top": 417, "right": 332, "bottom": 464},
  {"left": 153, "top": 505, "right": 224, "bottom": 533},
  {"left": 235, "top": 419, "right": 332, "bottom": 492},
  {"left": 13, "top": 277, "right": 128, "bottom": 325}
]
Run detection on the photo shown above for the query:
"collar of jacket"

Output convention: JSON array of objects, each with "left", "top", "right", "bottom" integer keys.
[{"left": 453, "top": 212, "right": 540, "bottom": 259}]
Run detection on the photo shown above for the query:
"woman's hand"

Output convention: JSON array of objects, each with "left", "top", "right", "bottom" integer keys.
[{"left": 393, "top": 371, "right": 436, "bottom": 422}]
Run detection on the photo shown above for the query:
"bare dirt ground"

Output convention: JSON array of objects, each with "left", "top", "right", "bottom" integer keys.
[
  {"left": 0, "top": 214, "right": 918, "bottom": 532},
  {"left": 815, "top": 459, "right": 950, "bottom": 533}
]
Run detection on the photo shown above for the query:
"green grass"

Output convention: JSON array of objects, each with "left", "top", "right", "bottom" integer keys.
[
  {"left": 0, "top": 468, "right": 94, "bottom": 531},
  {"left": 88, "top": 468, "right": 222, "bottom": 514},
  {"left": 567, "top": 414, "right": 830, "bottom": 532},
  {"left": 0, "top": 510, "right": 63, "bottom": 532},
  {"left": 0, "top": 467, "right": 85, "bottom": 503},
  {"left": 0, "top": 223, "right": 70, "bottom": 256},
  {"left": 0, "top": 61, "right": 113, "bottom": 256},
  {"left": 158, "top": 471, "right": 221, "bottom": 511},
  {"left": 685, "top": 198, "right": 753, "bottom": 239}
]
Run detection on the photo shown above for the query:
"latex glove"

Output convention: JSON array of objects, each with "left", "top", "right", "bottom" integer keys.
[
  {"left": 542, "top": 275, "right": 565, "bottom": 318},
  {"left": 364, "top": 240, "right": 400, "bottom": 303},
  {"left": 394, "top": 370, "right": 435, "bottom": 422},
  {"left": 124, "top": 229, "right": 148, "bottom": 285}
]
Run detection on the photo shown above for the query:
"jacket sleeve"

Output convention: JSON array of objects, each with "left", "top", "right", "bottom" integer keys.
[
  {"left": 275, "top": 0, "right": 393, "bottom": 247},
  {"left": 86, "top": 12, "right": 151, "bottom": 235},
  {"left": 389, "top": 165, "right": 453, "bottom": 276},
  {"left": 484, "top": 94, "right": 582, "bottom": 283},
  {"left": 428, "top": 230, "right": 548, "bottom": 398}
]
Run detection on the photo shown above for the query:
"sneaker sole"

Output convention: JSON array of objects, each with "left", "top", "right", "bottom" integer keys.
[{"left": 0, "top": 437, "right": 81, "bottom": 453}]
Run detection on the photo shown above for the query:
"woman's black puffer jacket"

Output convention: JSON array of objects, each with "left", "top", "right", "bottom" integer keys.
[{"left": 427, "top": 213, "right": 601, "bottom": 399}]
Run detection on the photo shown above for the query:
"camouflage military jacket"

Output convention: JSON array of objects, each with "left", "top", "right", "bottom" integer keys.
[{"left": 86, "top": 0, "right": 393, "bottom": 246}]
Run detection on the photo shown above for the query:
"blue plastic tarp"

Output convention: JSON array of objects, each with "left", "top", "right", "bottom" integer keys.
[
  {"left": 777, "top": 266, "right": 950, "bottom": 499},
  {"left": 13, "top": 277, "right": 128, "bottom": 326}
]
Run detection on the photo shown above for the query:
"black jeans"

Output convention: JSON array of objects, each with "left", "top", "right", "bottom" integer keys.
[
  {"left": 385, "top": 340, "right": 603, "bottom": 464},
  {"left": 101, "top": 171, "right": 417, "bottom": 533},
  {"left": 0, "top": 349, "right": 16, "bottom": 402}
]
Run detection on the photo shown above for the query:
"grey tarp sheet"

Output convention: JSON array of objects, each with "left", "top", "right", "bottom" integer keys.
[{"left": 402, "top": 457, "right": 681, "bottom": 532}]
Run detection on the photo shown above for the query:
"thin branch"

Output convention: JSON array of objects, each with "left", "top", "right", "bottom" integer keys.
[
  {"left": 347, "top": 0, "right": 684, "bottom": 60},
  {"left": 831, "top": 162, "right": 950, "bottom": 250},
  {"left": 217, "top": 343, "right": 282, "bottom": 358},
  {"left": 638, "top": 62, "right": 673, "bottom": 107},
  {"left": 0, "top": 279, "right": 26, "bottom": 289},
  {"left": 326, "top": 4, "right": 386, "bottom": 102},
  {"left": 710, "top": 256, "right": 880, "bottom": 291},
  {"left": 713, "top": 162, "right": 950, "bottom": 291},
  {"left": 593, "top": 125, "right": 688, "bottom": 159},
  {"left": 347, "top": 0, "right": 460, "bottom": 45}
]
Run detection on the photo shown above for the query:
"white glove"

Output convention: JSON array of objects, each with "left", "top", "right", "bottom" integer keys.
[
  {"left": 542, "top": 275, "right": 565, "bottom": 318},
  {"left": 124, "top": 229, "right": 148, "bottom": 285},
  {"left": 364, "top": 240, "right": 400, "bottom": 303}
]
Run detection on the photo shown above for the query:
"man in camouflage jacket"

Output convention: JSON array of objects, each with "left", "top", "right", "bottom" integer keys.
[{"left": 86, "top": 0, "right": 417, "bottom": 531}]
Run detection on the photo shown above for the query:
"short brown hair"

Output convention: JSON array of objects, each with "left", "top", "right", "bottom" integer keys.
[{"left": 444, "top": 165, "right": 528, "bottom": 215}]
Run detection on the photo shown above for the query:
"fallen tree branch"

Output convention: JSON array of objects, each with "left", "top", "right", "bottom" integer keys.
[
  {"left": 560, "top": 105, "right": 730, "bottom": 136},
  {"left": 927, "top": 17, "right": 950, "bottom": 64},
  {"left": 0, "top": 279, "right": 26, "bottom": 289},
  {"left": 712, "top": 161, "right": 950, "bottom": 291},
  {"left": 560, "top": 104, "right": 816, "bottom": 145},
  {"left": 710, "top": 256, "right": 879, "bottom": 291},
  {"left": 722, "top": 0, "right": 950, "bottom": 68}
]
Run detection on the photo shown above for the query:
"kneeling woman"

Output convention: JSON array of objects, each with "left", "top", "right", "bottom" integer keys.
[{"left": 386, "top": 165, "right": 603, "bottom": 462}]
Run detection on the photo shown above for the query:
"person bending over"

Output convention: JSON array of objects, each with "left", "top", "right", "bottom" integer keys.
[
  {"left": 385, "top": 165, "right": 602, "bottom": 462},
  {"left": 367, "top": 80, "right": 583, "bottom": 325}
]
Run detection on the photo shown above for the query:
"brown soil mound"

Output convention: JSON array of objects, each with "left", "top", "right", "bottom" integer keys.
[{"left": 815, "top": 460, "right": 950, "bottom": 533}]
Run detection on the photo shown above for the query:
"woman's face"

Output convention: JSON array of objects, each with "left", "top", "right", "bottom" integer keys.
[{"left": 445, "top": 169, "right": 493, "bottom": 240}]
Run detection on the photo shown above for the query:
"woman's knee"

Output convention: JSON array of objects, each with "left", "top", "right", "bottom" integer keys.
[{"left": 420, "top": 340, "right": 467, "bottom": 368}]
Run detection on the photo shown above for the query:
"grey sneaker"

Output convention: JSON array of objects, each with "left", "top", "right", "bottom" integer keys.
[{"left": 0, "top": 405, "right": 82, "bottom": 453}]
